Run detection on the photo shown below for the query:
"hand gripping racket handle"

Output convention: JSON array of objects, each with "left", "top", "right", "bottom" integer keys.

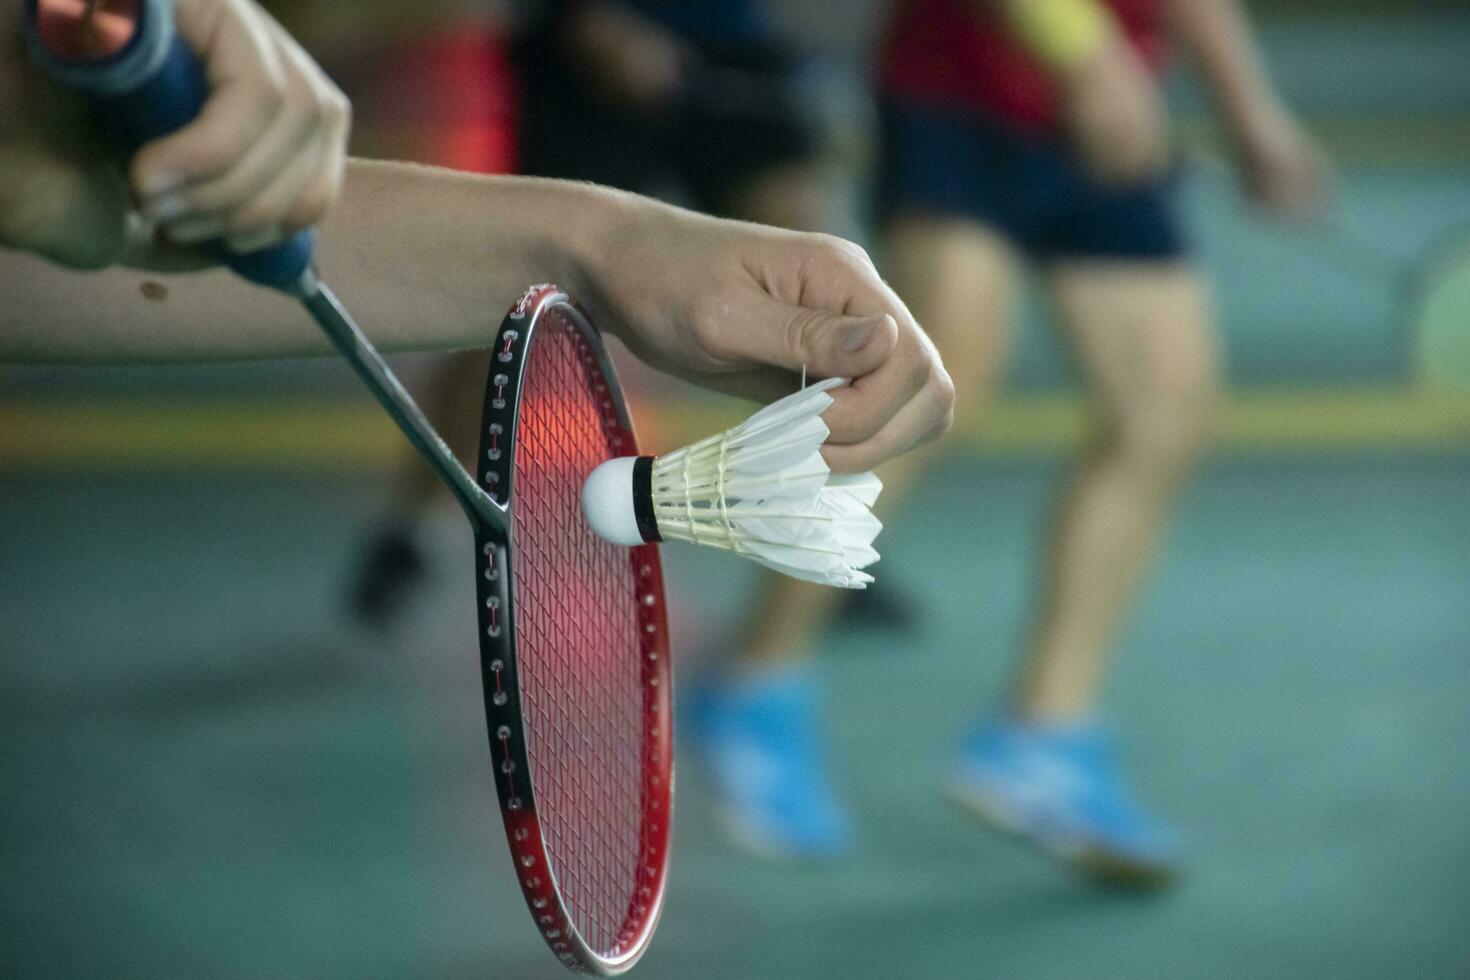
[
  {"left": 24, "top": 0, "right": 507, "bottom": 532},
  {"left": 23, "top": 0, "right": 313, "bottom": 291}
]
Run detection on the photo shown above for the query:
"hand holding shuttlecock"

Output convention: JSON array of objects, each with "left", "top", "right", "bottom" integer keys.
[{"left": 581, "top": 378, "right": 882, "bottom": 588}]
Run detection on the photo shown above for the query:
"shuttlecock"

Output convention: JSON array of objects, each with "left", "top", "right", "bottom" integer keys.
[{"left": 581, "top": 377, "right": 882, "bottom": 588}]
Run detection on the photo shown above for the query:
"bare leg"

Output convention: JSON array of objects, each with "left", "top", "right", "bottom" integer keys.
[
  {"left": 721, "top": 159, "right": 848, "bottom": 665},
  {"left": 690, "top": 212, "right": 1020, "bottom": 858},
  {"left": 386, "top": 349, "right": 489, "bottom": 519},
  {"left": 1013, "top": 262, "right": 1221, "bottom": 722},
  {"left": 722, "top": 161, "right": 836, "bottom": 233},
  {"left": 348, "top": 348, "right": 488, "bottom": 626}
]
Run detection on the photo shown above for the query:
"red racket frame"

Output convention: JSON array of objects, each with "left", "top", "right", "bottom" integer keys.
[{"left": 473, "top": 285, "right": 673, "bottom": 975}]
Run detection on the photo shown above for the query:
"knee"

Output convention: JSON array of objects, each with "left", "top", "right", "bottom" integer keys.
[
  {"left": 948, "top": 375, "right": 1006, "bottom": 447},
  {"left": 1103, "top": 375, "right": 1221, "bottom": 480}
]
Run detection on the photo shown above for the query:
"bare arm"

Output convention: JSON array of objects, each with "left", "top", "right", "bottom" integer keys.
[
  {"left": 0, "top": 158, "right": 953, "bottom": 471},
  {"left": 0, "top": 160, "right": 612, "bottom": 361},
  {"left": 1170, "top": 0, "right": 1282, "bottom": 135},
  {"left": 1170, "top": 0, "right": 1327, "bottom": 213},
  {"left": 968, "top": 0, "right": 1170, "bottom": 185},
  {"left": 563, "top": 1, "right": 689, "bottom": 109}
]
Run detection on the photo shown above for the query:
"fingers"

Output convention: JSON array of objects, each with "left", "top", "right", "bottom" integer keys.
[
  {"left": 130, "top": 0, "right": 279, "bottom": 198},
  {"left": 746, "top": 235, "right": 952, "bottom": 470},
  {"left": 820, "top": 309, "right": 955, "bottom": 472},
  {"left": 606, "top": 214, "right": 955, "bottom": 473},
  {"left": 716, "top": 237, "right": 954, "bottom": 473},
  {"left": 688, "top": 303, "right": 952, "bottom": 473},
  {"left": 823, "top": 359, "right": 954, "bottom": 473},
  {"left": 0, "top": 141, "right": 131, "bottom": 269},
  {"left": 703, "top": 297, "right": 900, "bottom": 382},
  {"left": 130, "top": 0, "right": 349, "bottom": 251}
]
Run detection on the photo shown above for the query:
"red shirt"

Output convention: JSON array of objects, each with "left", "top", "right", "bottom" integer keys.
[
  {"left": 370, "top": 25, "right": 518, "bottom": 174},
  {"left": 879, "top": 0, "right": 1171, "bottom": 130}
]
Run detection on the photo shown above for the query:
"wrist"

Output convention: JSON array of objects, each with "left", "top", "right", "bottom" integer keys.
[
  {"left": 1224, "top": 100, "right": 1290, "bottom": 152},
  {"left": 544, "top": 180, "right": 652, "bottom": 342}
]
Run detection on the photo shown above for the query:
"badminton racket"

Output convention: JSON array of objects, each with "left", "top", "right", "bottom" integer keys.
[
  {"left": 1191, "top": 152, "right": 1470, "bottom": 391},
  {"left": 25, "top": 2, "right": 673, "bottom": 973},
  {"left": 1263, "top": 210, "right": 1470, "bottom": 392}
]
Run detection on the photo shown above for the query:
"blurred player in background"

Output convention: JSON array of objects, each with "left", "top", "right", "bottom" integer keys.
[
  {"left": 268, "top": 0, "right": 524, "bottom": 624},
  {"left": 348, "top": 0, "right": 868, "bottom": 624},
  {"left": 270, "top": 1, "right": 517, "bottom": 176},
  {"left": 690, "top": 0, "right": 1328, "bottom": 883}
]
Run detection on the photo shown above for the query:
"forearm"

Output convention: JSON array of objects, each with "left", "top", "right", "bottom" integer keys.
[
  {"left": 1170, "top": 0, "right": 1284, "bottom": 134},
  {"left": 0, "top": 159, "right": 631, "bottom": 363}
]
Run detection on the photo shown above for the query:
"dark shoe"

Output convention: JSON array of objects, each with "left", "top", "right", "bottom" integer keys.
[
  {"left": 835, "top": 576, "right": 922, "bottom": 634},
  {"left": 349, "top": 523, "right": 427, "bottom": 631}
]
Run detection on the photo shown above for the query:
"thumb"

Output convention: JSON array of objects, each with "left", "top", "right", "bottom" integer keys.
[
  {"left": 0, "top": 143, "right": 130, "bottom": 270},
  {"left": 733, "top": 295, "right": 899, "bottom": 381}
]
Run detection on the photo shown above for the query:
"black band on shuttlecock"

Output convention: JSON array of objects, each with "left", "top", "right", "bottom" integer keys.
[{"left": 632, "top": 455, "right": 661, "bottom": 543}]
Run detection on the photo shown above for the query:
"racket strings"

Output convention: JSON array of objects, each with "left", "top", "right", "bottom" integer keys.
[{"left": 512, "top": 311, "right": 660, "bottom": 960}]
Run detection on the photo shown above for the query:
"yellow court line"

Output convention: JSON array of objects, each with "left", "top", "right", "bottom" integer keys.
[
  {"left": 630, "top": 387, "right": 1470, "bottom": 456},
  {"left": 1, "top": 388, "right": 1468, "bottom": 472},
  {"left": 0, "top": 401, "right": 403, "bottom": 471}
]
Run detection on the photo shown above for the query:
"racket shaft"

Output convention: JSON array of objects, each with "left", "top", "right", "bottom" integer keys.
[{"left": 297, "top": 274, "right": 503, "bottom": 532}]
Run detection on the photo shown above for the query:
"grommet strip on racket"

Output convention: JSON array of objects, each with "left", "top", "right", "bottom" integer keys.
[
  {"left": 24, "top": 3, "right": 673, "bottom": 972},
  {"left": 475, "top": 286, "right": 672, "bottom": 975}
]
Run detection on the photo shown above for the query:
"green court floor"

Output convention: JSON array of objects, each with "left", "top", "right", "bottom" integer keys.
[{"left": 2, "top": 453, "right": 1466, "bottom": 979}]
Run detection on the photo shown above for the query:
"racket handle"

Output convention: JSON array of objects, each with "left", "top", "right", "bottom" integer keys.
[{"left": 23, "top": 0, "right": 314, "bottom": 292}]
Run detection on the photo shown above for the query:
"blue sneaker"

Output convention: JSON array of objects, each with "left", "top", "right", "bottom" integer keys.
[
  {"left": 949, "top": 719, "right": 1181, "bottom": 887},
  {"left": 685, "top": 666, "right": 853, "bottom": 860}
]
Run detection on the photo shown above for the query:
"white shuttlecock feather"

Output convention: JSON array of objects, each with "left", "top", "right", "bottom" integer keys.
[{"left": 580, "top": 377, "right": 882, "bottom": 588}]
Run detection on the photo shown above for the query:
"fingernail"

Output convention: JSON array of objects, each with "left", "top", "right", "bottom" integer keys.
[
  {"left": 225, "top": 226, "right": 285, "bottom": 254},
  {"left": 841, "top": 316, "right": 884, "bottom": 352},
  {"left": 139, "top": 171, "right": 184, "bottom": 197},
  {"left": 120, "top": 209, "right": 159, "bottom": 265},
  {"left": 163, "top": 215, "right": 225, "bottom": 245},
  {"left": 142, "top": 193, "right": 189, "bottom": 222}
]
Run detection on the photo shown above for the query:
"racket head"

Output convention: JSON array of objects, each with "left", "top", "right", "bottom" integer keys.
[
  {"left": 1408, "top": 223, "right": 1470, "bottom": 391},
  {"left": 474, "top": 286, "right": 672, "bottom": 975}
]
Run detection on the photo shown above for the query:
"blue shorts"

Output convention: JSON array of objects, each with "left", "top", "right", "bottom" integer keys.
[{"left": 877, "top": 99, "right": 1187, "bottom": 261}]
